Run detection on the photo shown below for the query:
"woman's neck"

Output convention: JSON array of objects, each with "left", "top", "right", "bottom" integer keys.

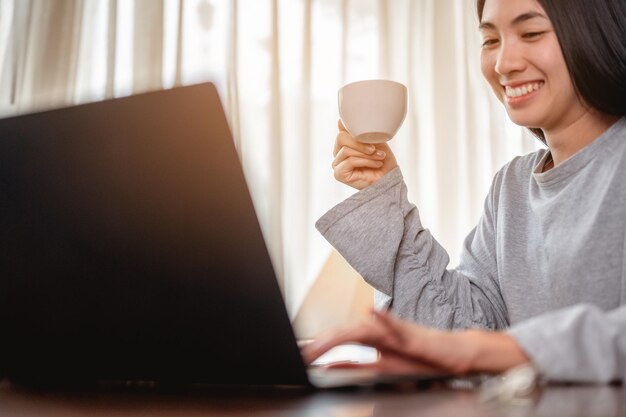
[{"left": 543, "top": 111, "right": 619, "bottom": 168}]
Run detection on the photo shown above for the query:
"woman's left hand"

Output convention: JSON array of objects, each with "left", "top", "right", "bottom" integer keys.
[{"left": 302, "top": 310, "right": 530, "bottom": 375}]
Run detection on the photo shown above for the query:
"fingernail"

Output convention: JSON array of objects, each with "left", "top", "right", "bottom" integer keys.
[
  {"left": 375, "top": 150, "right": 385, "bottom": 158},
  {"left": 367, "top": 145, "right": 375, "bottom": 153}
]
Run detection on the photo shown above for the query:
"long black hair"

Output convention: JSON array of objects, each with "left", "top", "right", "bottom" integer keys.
[{"left": 477, "top": 0, "right": 626, "bottom": 140}]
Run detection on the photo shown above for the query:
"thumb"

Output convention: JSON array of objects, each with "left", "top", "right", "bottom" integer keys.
[{"left": 337, "top": 119, "right": 348, "bottom": 133}]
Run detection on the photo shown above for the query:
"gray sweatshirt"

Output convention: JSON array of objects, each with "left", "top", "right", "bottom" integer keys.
[{"left": 316, "top": 117, "right": 626, "bottom": 383}]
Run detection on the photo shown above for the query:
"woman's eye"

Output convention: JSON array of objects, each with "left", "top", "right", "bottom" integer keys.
[
  {"left": 481, "top": 38, "right": 498, "bottom": 48},
  {"left": 522, "top": 31, "right": 545, "bottom": 39}
]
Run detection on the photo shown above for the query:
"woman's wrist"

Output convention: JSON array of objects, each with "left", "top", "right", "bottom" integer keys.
[{"left": 463, "top": 330, "right": 530, "bottom": 374}]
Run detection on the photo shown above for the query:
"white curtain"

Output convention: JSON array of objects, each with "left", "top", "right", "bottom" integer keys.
[{"left": 0, "top": 0, "right": 542, "bottom": 318}]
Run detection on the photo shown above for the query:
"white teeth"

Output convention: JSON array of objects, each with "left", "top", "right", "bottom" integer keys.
[{"left": 505, "top": 82, "right": 542, "bottom": 98}]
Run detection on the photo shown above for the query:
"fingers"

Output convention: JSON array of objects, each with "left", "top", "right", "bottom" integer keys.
[
  {"left": 333, "top": 130, "right": 377, "bottom": 158},
  {"left": 302, "top": 316, "right": 408, "bottom": 366},
  {"left": 303, "top": 322, "right": 447, "bottom": 376},
  {"left": 325, "top": 356, "right": 446, "bottom": 377},
  {"left": 333, "top": 160, "right": 384, "bottom": 187},
  {"left": 332, "top": 146, "right": 386, "bottom": 188},
  {"left": 303, "top": 309, "right": 475, "bottom": 377},
  {"left": 373, "top": 309, "right": 438, "bottom": 359},
  {"left": 301, "top": 324, "right": 374, "bottom": 365},
  {"left": 372, "top": 310, "right": 464, "bottom": 372},
  {"left": 334, "top": 160, "right": 384, "bottom": 180},
  {"left": 332, "top": 146, "right": 383, "bottom": 168},
  {"left": 332, "top": 139, "right": 386, "bottom": 183},
  {"left": 302, "top": 319, "right": 402, "bottom": 366},
  {"left": 333, "top": 146, "right": 385, "bottom": 169}
]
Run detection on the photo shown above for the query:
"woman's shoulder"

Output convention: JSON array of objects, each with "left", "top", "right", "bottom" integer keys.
[
  {"left": 601, "top": 116, "right": 626, "bottom": 156},
  {"left": 504, "top": 149, "right": 547, "bottom": 172}
]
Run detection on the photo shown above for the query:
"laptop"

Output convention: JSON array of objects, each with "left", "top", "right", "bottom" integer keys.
[{"left": 0, "top": 83, "right": 443, "bottom": 389}]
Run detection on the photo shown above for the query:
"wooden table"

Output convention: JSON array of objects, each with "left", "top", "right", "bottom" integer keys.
[{"left": 0, "top": 379, "right": 624, "bottom": 417}]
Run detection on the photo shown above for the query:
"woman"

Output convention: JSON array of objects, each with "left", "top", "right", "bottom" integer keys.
[{"left": 304, "top": 0, "right": 626, "bottom": 383}]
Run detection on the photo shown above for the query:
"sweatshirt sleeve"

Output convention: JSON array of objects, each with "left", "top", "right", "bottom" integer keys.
[
  {"left": 315, "top": 167, "right": 509, "bottom": 330},
  {"left": 507, "top": 304, "right": 626, "bottom": 383}
]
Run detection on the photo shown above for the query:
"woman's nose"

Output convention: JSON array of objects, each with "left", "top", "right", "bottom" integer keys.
[{"left": 495, "top": 41, "right": 525, "bottom": 76}]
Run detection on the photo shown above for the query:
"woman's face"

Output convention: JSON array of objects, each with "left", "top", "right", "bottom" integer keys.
[{"left": 479, "top": 0, "right": 587, "bottom": 133}]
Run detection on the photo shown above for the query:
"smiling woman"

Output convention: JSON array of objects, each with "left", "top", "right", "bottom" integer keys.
[{"left": 308, "top": 0, "right": 626, "bottom": 383}]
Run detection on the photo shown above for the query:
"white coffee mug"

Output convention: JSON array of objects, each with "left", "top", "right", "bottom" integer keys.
[{"left": 338, "top": 79, "right": 408, "bottom": 143}]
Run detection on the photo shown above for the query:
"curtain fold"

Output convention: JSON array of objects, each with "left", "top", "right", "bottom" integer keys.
[
  {"left": 282, "top": 0, "right": 313, "bottom": 311},
  {"left": 173, "top": 0, "right": 183, "bottom": 87},
  {"left": 268, "top": 0, "right": 285, "bottom": 289},
  {"left": 133, "top": 0, "right": 164, "bottom": 93},
  {"left": 0, "top": 0, "right": 16, "bottom": 108},
  {"left": 0, "top": 0, "right": 542, "bottom": 320},
  {"left": 12, "top": 0, "right": 83, "bottom": 112},
  {"left": 224, "top": 0, "right": 240, "bottom": 150},
  {"left": 105, "top": 0, "right": 117, "bottom": 98}
]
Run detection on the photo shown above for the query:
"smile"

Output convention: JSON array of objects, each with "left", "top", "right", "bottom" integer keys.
[{"left": 504, "top": 81, "right": 544, "bottom": 98}]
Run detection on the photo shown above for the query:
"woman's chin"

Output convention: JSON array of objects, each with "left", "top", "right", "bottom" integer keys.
[{"left": 504, "top": 111, "right": 543, "bottom": 130}]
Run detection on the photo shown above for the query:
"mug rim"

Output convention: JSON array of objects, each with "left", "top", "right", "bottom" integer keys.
[{"left": 339, "top": 79, "right": 407, "bottom": 91}]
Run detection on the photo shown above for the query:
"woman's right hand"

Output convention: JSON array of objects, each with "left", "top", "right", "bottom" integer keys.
[{"left": 333, "top": 120, "right": 398, "bottom": 190}]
